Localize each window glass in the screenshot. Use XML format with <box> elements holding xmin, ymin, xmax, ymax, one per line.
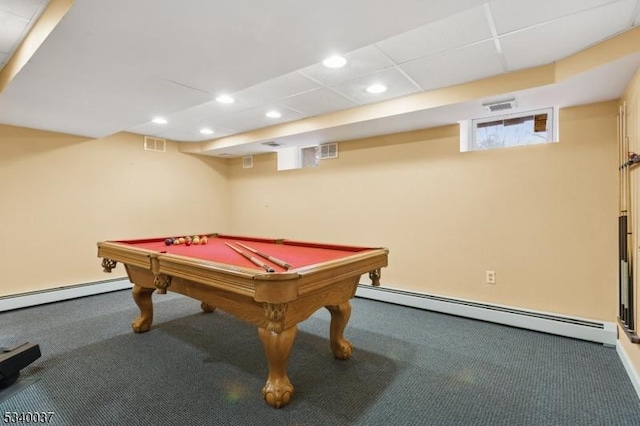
<box><xmin>462</xmin><ymin>107</ymin><xmax>557</xmax><ymax>152</ymax></box>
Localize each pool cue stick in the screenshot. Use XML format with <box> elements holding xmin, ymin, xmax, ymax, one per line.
<box><xmin>235</xmin><ymin>242</ymin><xmax>292</xmax><ymax>270</ymax></box>
<box><xmin>619</xmin><ymin>104</ymin><xmax>628</xmax><ymax>324</ymax></box>
<box><xmin>224</xmin><ymin>243</ymin><xmax>274</xmax><ymax>272</ymax></box>
<box><xmin>618</xmin><ymin>102</ymin><xmax>634</xmax><ymax>329</ymax></box>
<box><xmin>622</xmin><ymin>103</ymin><xmax>635</xmax><ymax>329</ymax></box>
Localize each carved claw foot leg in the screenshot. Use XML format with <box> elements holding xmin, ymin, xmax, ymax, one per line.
<box><xmin>326</xmin><ymin>302</ymin><xmax>353</xmax><ymax>360</ymax></box>
<box><xmin>369</xmin><ymin>268</ymin><xmax>381</xmax><ymax>286</ymax></box>
<box><xmin>258</xmin><ymin>325</ymin><xmax>297</xmax><ymax>408</ymax></box>
<box><xmin>131</xmin><ymin>285</ymin><xmax>155</xmax><ymax>333</ymax></box>
<box><xmin>262</xmin><ymin>376</ymin><xmax>294</xmax><ymax>409</ymax></box>
<box><xmin>200</xmin><ymin>302</ymin><xmax>216</xmax><ymax>313</ymax></box>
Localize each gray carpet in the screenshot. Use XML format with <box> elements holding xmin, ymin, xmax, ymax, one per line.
<box><xmin>1</xmin><ymin>289</ymin><xmax>639</xmax><ymax>425</ymax></box>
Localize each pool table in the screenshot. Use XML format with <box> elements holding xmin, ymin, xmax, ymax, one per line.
<box><xmin>97</xmin><ymin>233</ymin><xmax>388</xmax><ymax>408</ymax></box>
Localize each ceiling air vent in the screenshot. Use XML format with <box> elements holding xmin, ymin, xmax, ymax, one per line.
<box><xmin>262</xmin><ymin>141</ymin><xmax>282</xmax><ymax>147</ymax></box>
<box><xmin>482</xmin><ymin>99</ymin><xmax>516</xmax><ymax>113</ymax></box>
<box><xmin>242</xmin><ymin>156</ymin><xmax>253</xmax><ymax>169</ymax></box>
<box><xmin>320</xmin><ymin>143</ymin><xmax>338</xmax><ymax>159</ymax></box>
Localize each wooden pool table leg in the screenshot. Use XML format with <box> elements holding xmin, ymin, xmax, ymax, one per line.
<box><xmin>131</xmin><ymin>285</ymin><xmax>155</xmax><ymax>333</ymax></box>
<box><xmin>326</xmin><ymin>302</ymin><xmax>353</xmax><ymax>360</ymax></box>
<box><xmin>200</xmin><ymin>302</ymin><xmax>216</xmax><ymax>313</ymax></box>
<box><xmin>258</xmin><ymin>325</ymin><xmax>297</xmax><ymax>408</ymax></box>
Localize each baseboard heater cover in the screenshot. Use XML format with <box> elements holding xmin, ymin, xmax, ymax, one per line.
<box><xmin>355</xmin><ymin>284</ymin><xmax>616</xmax><ymax>346</ymax></box>
<box><xmin>1</xmin><ymin>280</ymin><xmax>616</xmax><ymax>345</ymax></box>
<box><xmin>0</xmin><ymin>279</ymin><xmax>132</xmax><ymax>313</ymax></box>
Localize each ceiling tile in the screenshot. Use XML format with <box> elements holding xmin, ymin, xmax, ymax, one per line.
<box><xmin>0</xmin><ymin>10</ymin><xmax>29</xmax><ymax>53</ymax></box>
<box><xmin>240</xmin><ymin>103</ymin><xmax>308</xmax><ymax>124</ymax></box>
<box><xmin>125</xmin><ymin>87</ymin><xmax>276</xmax><ymax>137</ymax></box>
<box><xmin>500</xmin><ymin>0</ymin><xmax>637</xmax><ymax>70</ymax></box>
<box><xmin>376</xmin><ymin>5</ymin><xmax>492</xmax><ymax>64</ymax></box>
<box><xmin>242</xmin><ymin>71</ymin><xmax>320</xmax><ymax>101</ymax></box>
<box><xmin>156</xmin><ymin>127</ymin><xmax>236</xmax><ymax>142</ymax></box>
<box><xmin>278</xmin><ymin>87</ymin><xmax>358</xmax><ymax>117</ymax></box>
<box><xmin>204</xmin><ymin>114</ymin><xmax>262</xmax><ymax>134</ymax></box>
<box><xmin>299</xmin><ymin>45</ymin><xmax>395</xmax><ymax>86</ymax></box>
<box><xmin>489</xmin><ymin>0</ymin><xmax>618</xmax><ymax>34</ymax></box>
<box><xmin>171</xmin><ymin>90</ymin><xmax>271</xmax><ymax>120</ymax></box>
<box><xmin>330</xmin><ymin>67</ymin><xmax>421</xmax><ymax>105</ymax></box>
<box><xmin>127</xmin><ymin>122</ymin><xmax>170</xmax><ymax>137</ymax></box>
<box><xmin>128</xmin><ymin>108</ymin><xmax>237</xmax><ymax>139</ymax></box>
<box><xmin>400</xmin><ymin>40</ymin><xmax>503</xmax><ymax>91</ymax></box>
<box><xmin>0</xmin><ymin>0</ymin><xmax>49</xmax><ymax>19</ymax></box>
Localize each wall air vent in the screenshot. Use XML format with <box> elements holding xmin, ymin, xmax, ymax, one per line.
<box><xmin>320</xmin><ymin>143</ymin><xmax>338</xmax><ymax>159</ymax></box>
<box><xmin>482</xmin><ymin>99</ymin><xmax>516</xmax><ymax>113</ymax></box>
<box><xmin>242</xmin><ymin>156</ymin><xmax>253</xmax><ymax>169</ymax></box>
<box><xmin>143</xmin><ymin>136</ymin><xmax>166</xmax><ymax>152</ymax></box>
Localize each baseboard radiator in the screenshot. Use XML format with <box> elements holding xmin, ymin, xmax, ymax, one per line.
<box><xmin>0</xmin><ymin>280</ymin><xmax>617</xmax><ymax>346</ymax></box>
<box><xmin>0</xmin><ymin>279</ymin><xmax>132</xmax><ymax>313</ymax></box>
<box><xmin>356</xmin><ymin>284</ymin><xmax>617</xmax><ymax>346</ymax></box>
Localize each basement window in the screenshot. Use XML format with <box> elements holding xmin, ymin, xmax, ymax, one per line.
<box><xmin>460</xmin><ymin>107</ymin><xmax>558</xmax><ymax>152</ymax></box>
<box><xmin>277</xmin><ymin>146</ymin><xmax>319</xmax><ymax>170</ymax></box>
<box><xmin>276</xmin><ymin>143</ymin><xmax>338</xmax><ymax>170</ymax></box>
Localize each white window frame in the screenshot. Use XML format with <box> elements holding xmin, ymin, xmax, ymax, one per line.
<box><xmin>460</xmin><ymin>107</ymin><xmax>559</xmax><ymax>152</ymax></box>
<box><xmin>277</xmin><ymin>145</ymin><xmax>320</xmax><ymax>170</ymax></box>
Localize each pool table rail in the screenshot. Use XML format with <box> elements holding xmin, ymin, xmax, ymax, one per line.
<box><xmin>292</xmin><ymin>248</ymin><xmax>388</xmax><ymax>295</ymax></box>
<box><xmin>98</xmin><ymin>241</ymin><xmax>388</xmax><ymax>302</ymax></box>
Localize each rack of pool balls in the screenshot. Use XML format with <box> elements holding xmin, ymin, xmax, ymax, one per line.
<box><xmin>164</xmin><ymin>235</ymin><xmax>209</xmax><ymax>246</ymax></box>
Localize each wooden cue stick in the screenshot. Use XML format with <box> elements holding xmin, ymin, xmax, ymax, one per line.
<box><xmin>235</xmin><ymin>242</ymin><xmax>292</xmax><ymax>270</ymax></box>
<box><xmin>224</xmin><ymin>243</ymin><xmax>274</xmax><ymax>272</ymax></box>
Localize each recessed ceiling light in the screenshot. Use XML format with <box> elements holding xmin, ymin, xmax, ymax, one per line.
<box><xmin>200</xmin><ymin>128</ymin><xmax>214</xmax><ymax>135</ymax></box>
<box><xmin>266</xmin><ymin>111</ymin><xmax>281</xmax><ymax>118</ymax></box>
<box><xmin>216</xmin><ymin>95</ymin><xmax>234</xmax><ymax>104</ymax></box>
<box><xmin>322</xmin><ymin>55</ymin><xmax>347</xmax><ymax>68</ymax></box>
<box><xmin>366</xmin><ymin>84</ymin><xmax>387</xmax><ymax>94</ymax></box>
<box><xmin>152</xmin><ymin>117</ymin><xmax>167</xmax><ymax>124</ymax></box>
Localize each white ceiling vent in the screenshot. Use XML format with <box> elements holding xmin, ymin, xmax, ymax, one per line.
<box><xmin>242</xmin><ymin>156</ymin><xmax>254</xmax><ymax>169</ymax></box>
<box><xmin>482</xmin><ymin>99</ymin><xmax>516</xmax><ymax>113</ymax></box>
<box><xmin>320</xmin><ymin>143</ymin><xmax>338</xmax><ymax>159</ymax></box>
<box><xmin>144</xmin><ymin>136</ymin><xmax>166</xmax><ymax>152</ymax></box>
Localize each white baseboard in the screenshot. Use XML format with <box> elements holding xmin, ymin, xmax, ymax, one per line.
<box><xmin>1</xmin><ymin>280</ymin><xmax>617</xmax><ymax>346</ymax></box>
<box><xmin>355</xmin><ymin>284</ymin><xmax>617</xmax><ymax>346</ymax></box>
<box><xmin>0</xmin><ymin>279</ymin><xmax>132</xmax><ymax>312</ymax></box>
<box><xmin>616</xmin><ymin>341</ymin><xmax>640</xmax><ymax>401</ymax></box>
<box><xmin>1</xmin><ymin>279</ymin><xmax>636</xmax><ymax>398</ymax></box>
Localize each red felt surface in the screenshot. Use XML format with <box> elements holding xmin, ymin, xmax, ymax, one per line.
<box><xmin>119</xmin><ymin>235</ymin><xmax>371</xmax><ymax>272</ymax></box>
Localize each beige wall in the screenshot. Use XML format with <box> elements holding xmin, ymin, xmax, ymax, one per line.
<box><xmin>228</xmin><ymin>101</ymin><xmax>618</xmax><ymax>321</ymax></box>
<box><xmin>0</xmin><ymin>127</ymin><xmax>229</xmax><ymax>296</ymax></box>
<box><xmin>0</xmin><ymin>101</ymin><xmax>621</xmax><ymax>323</ymax></box>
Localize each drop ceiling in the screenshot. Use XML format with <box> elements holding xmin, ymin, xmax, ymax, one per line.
<box><xmin>0</xmin><ymin>0</ymin><xmax>50</xmax><ymax>70</ymax></box>
<box><xmin>0</xmin><ymin>0</ymin><xmax>639</xmax><ymax>157</ymax></box>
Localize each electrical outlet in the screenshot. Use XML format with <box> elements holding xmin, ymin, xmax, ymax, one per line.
<box><xmin>486</xmin><ymin>270</ymin><xmax>496</xmax><ymax>284</ymax></box>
